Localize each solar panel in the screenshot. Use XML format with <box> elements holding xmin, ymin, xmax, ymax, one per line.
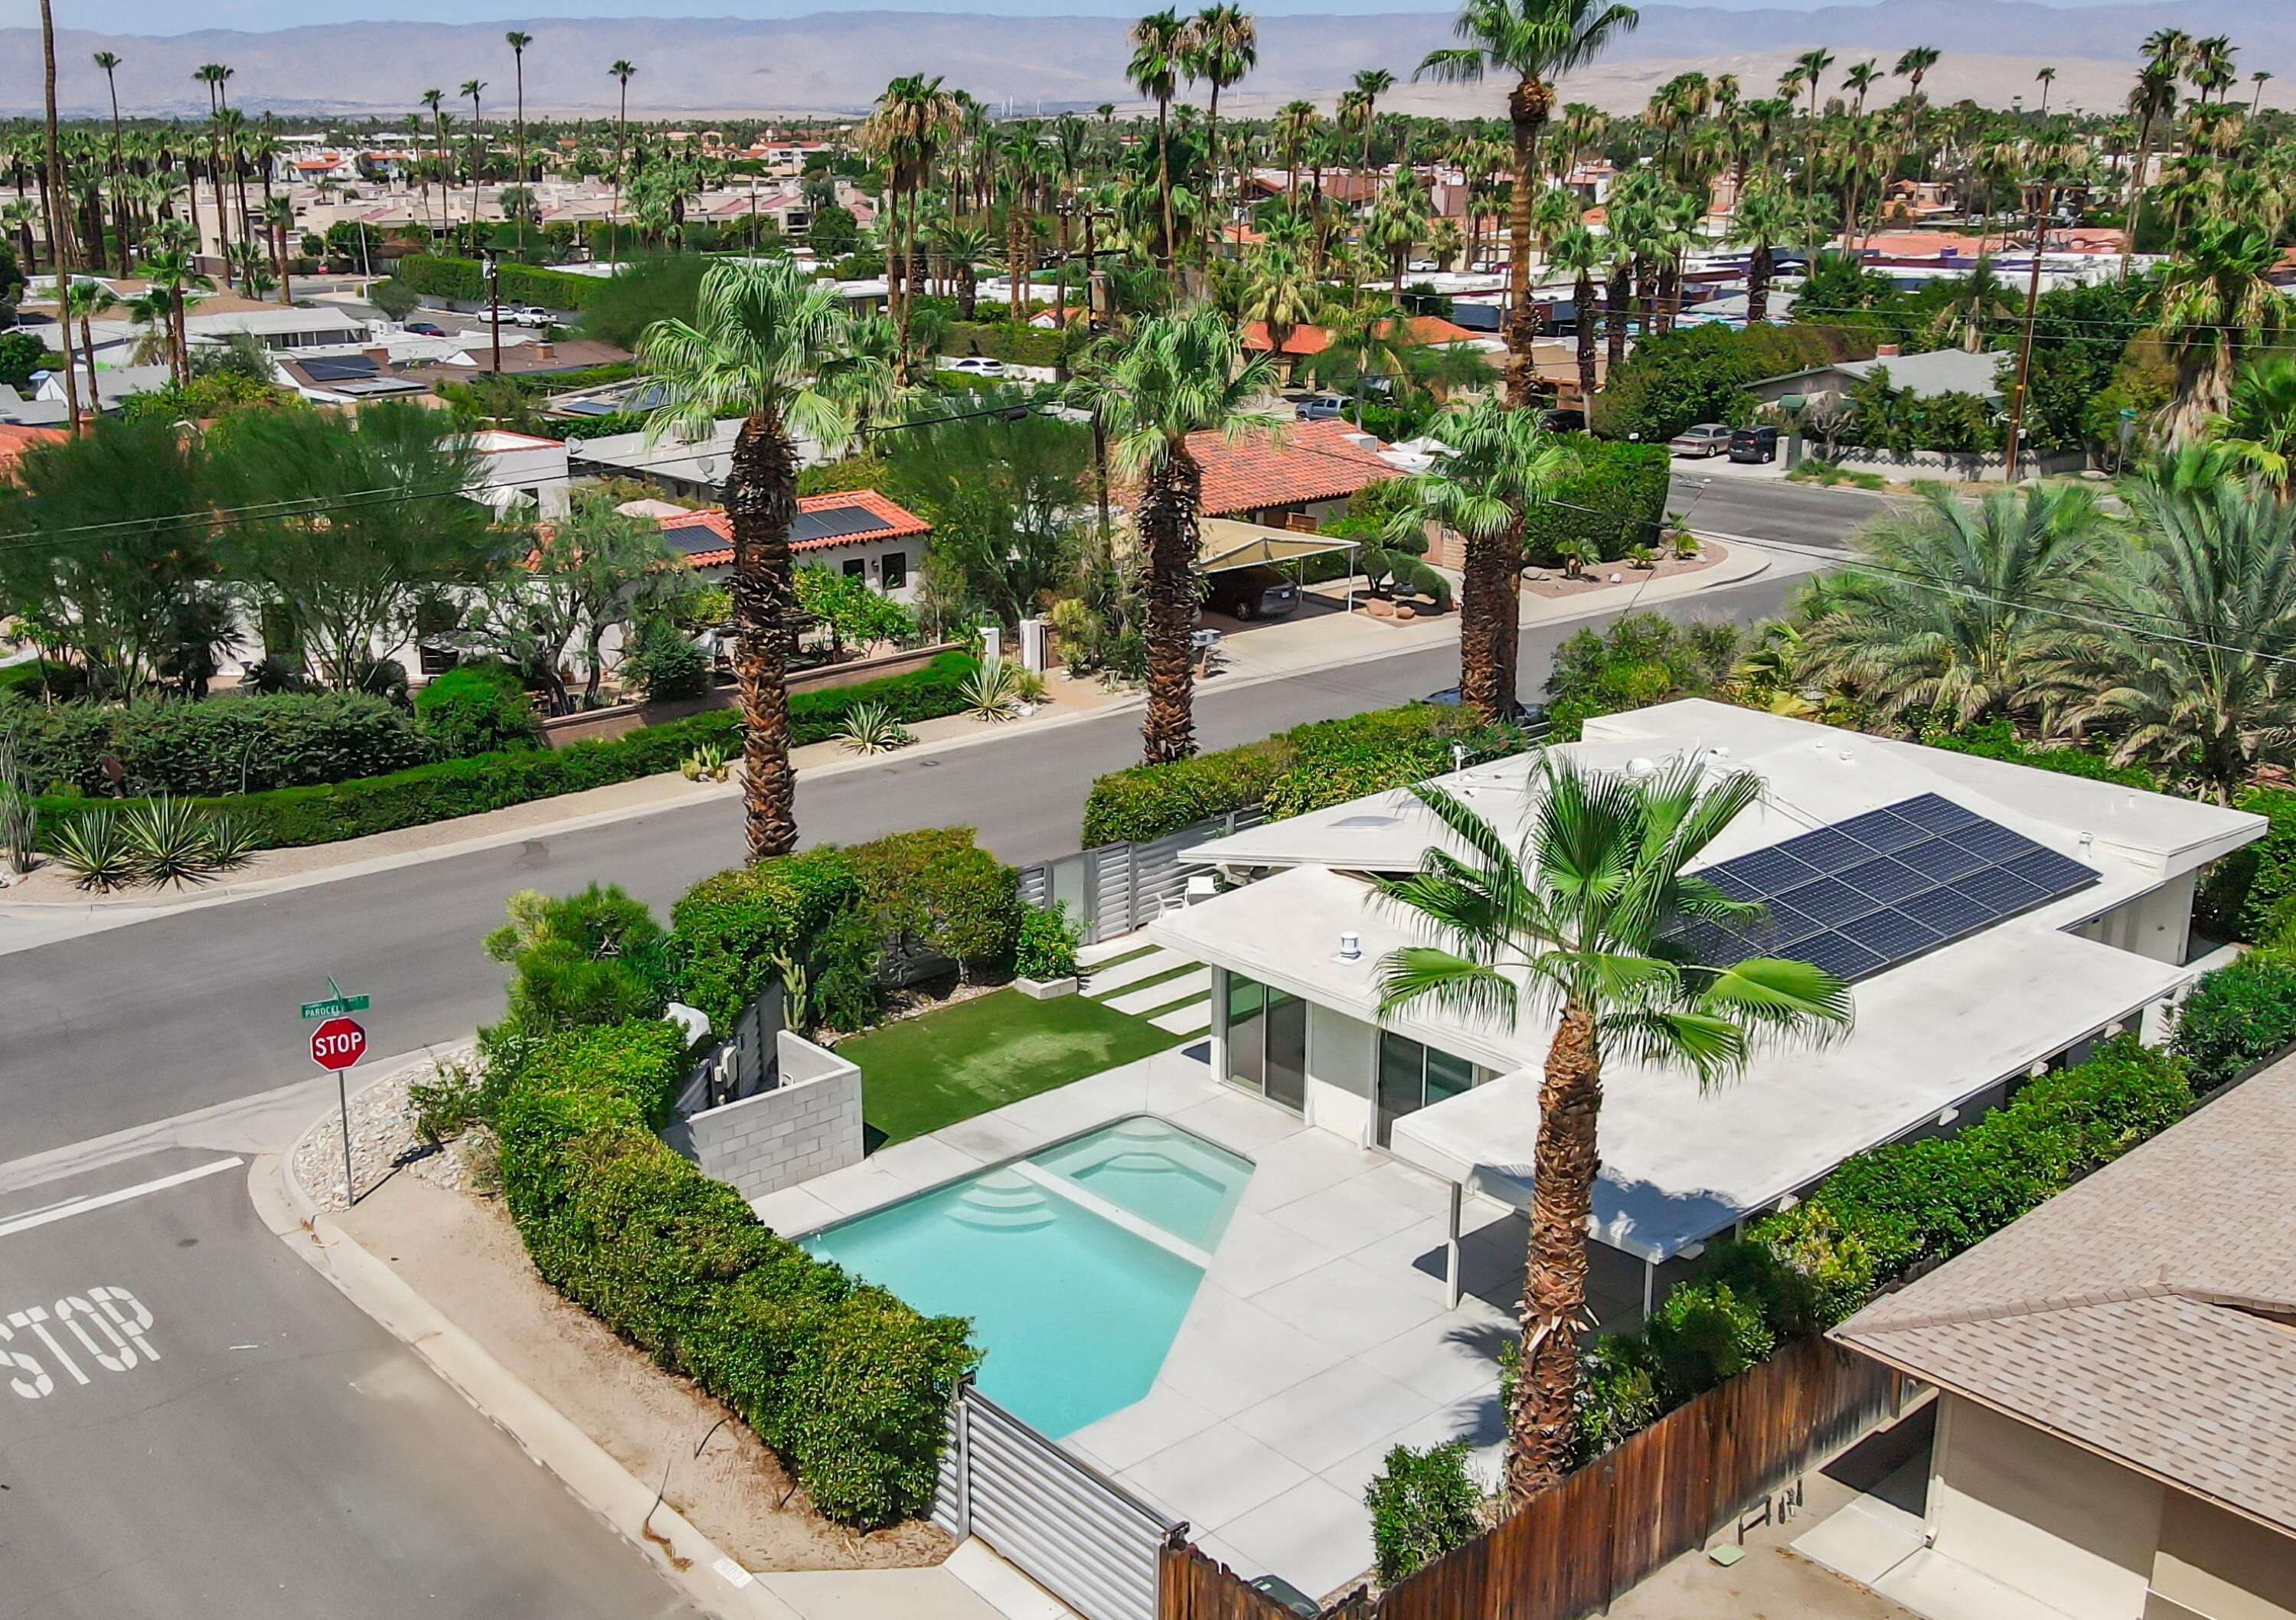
<box><xmin>1661</xmin><ymin>791</ymin><xmax>2100</xmax><ymax>984</ymax></box>
<box><xmin>791</xmin><ymin>503</ymin><xmax>889</xmax><ymax>543</ymax></box>
<box><xmin>299</xmin><ymin>355</ymin><xmax>379</xmax><ymax>381</ymax></box>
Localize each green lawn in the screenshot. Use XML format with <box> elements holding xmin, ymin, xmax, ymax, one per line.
<box><xmin>839</xmin><ymin>988</ymin><xmax>1186</xmax><ymax>1148</ymax></box>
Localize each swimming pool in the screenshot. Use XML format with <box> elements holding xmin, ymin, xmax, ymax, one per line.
<box><xmin>801</xmin><ymin>1116</ymin><xmax>1252</xmax><ymax>1438</ymax></box>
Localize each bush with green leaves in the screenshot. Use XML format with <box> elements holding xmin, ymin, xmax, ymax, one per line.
<box><xmin>2171</xmin><ymin>949</ymin><xmax>2296</xmax><ymax>1091</ymax></box>
<box><xmin>1541</xmin><ymin>612</ymin><xmax>1742</xmax><ymax>742</ymax></box>
<box><xmin>2197</xmin><ymin>786</ymin><xmax>2296</xmax><ymax>943</ymax></box>
<box><xmin>619</xmin><ymin>622</ymin><xmax>713</xmax><ymax>703</ymax></box>
<box><xmin>1079</xmin><ymin>704</ymin><xmax>1523</xmax><ymax>848</ymax></box>
<box><xmin>393</xmin><ymin>253</ymin><xmax>599</xmax><ymax>312</ymax></box>
<box><xmin>8</xmin><ymin>691</ymin><xmax>436</xmax><ymax>797</ymax></box>
<box><xmin>1641</xmin><ymin>1282</ymin><xmax>1775</xmax><ymax>1398</ymax></box>
<box><xmin>1516</xmin><ymin>440</ymin><xmax>1671</xmax><ymax>568</ymax></box>
<box><xmin>669</xmin><ymin>853</ymin><xmax>868</xmax><ymax>1035</ymax></box>
<box><xmin>492</xmin><ymin>1018</ymin><xmax>975</xmax><ymax>1527</ymax></box>
<box><xmin>414</xmin><ymin>665</ymin><xmax>541</xmax><ymax>756</ymax></box>
<box><xmin>1014</xmin><ymin>903</ymin><xmax>1083</xmax><ymax>981</ymax></box>
<box><xmin>1364</xmin><ymin>1439</ymin><xmax>1485</xmax><ymax>1586</ymax></box>
<box><xmin>1919</xmin><ymin>718</ymin><xmax>2157</xmax><ymax>792</ymax></box>
<box><xmin>485</xmin><ymin>884</ymin><xmax>674</xmax><ymax>1038</ymax></box>
<box><xmin>848</xmin><ymin>827</ymin><xmax>1024</xmax><ymax>982</ymax></box>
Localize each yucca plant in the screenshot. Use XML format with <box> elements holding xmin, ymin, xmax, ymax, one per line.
<box><xmin>205</xmin><ymin>813</ymin><xmax>259</xmax><ymax>871</ymax></box>
<box><xmin>963</xmin><ymin>661</ymin><xmax>1023</xmax><ymax>723</ymax></box>
<box><xmin>123</xmin><ymin>796</ymin><xmax>223</xmax><ymax>887</ymax></box>
<box><xmin>834</xmin><ymin>702</ymin><xmax>914</xmax><ymax>755</ymax></box>
<box><xmin>1012</xmin><ymin>668</ymin><xmax>1050</xmax><ymax>705</ymax></box>
<box><xmin>51</xmin><ymin>810</ymin><xmax>137</xmax><ymax>891</ymax></box>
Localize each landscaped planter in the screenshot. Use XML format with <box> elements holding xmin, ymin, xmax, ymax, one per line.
<box><xmin>1014</xmin><ymin>975</ymin><xmax>1079</xmax><ymax>1001</ymax></box>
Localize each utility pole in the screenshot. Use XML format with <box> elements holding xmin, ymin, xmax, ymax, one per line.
<box><xmin>2000</xmin><ymin>181</ymin><xmax>2057</xmax><ymax>483</ymax></box>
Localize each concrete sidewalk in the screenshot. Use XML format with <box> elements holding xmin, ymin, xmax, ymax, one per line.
<box><xmin>260</xmin><ymin>1084</ymin><xmax>1079</xmax><ymax>1620</ymax></box>
<box><xmin>0</xmin><ymin>542</ymin><xmax>1777</xmax><ymax>947</ymax></box>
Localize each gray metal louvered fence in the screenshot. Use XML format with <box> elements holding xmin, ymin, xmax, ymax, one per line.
<box><xmin>932</xmin><ymin>1384</ymin><xmax>1177</xmax><ymax>1620</ymax></box>
<box><xmin>1018</xmin><ymin>808</ymin><xmax>1268</xmax><ymax>945</ymax></box>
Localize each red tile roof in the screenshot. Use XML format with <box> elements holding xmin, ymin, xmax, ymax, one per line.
<box><xmin>658</xmin><ymin>488</ymin><xmax>929</xmax><ymax>567</ymax></box>
<box><xmin>0</xmin><ymin>422</ymin><xmax>67</xmax><ymax>480</ymax></box>
<box><xmin>1180</xmin><ymin>418</ymin><xmax>1393</xmax><ymax>517</ymax></box>
<box><xmin>1239</xmin><ymin>315</ymin><xmax>1481</xmax><ymax>358</ymax></box>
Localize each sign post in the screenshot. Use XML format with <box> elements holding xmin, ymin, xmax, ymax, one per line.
<box><xmin>305</xmin><ymin>985</ymin><xmax>371</xmax><ymax>1206</ymax></box>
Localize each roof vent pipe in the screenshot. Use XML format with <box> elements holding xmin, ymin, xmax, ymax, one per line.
<box><xmin>1337</xmin><ymin>931</ymin><xmax>1362</xmax><ymax>962</ymax></box>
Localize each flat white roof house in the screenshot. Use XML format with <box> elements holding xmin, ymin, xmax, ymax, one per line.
<box><xmin>1150</xmin><ymin>700</ymin><xmax>2263</xmax><ymax>1316</ymax></box>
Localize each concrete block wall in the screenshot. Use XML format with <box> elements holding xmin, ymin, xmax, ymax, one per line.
<box><xmin>664</xmin><ymin>1030</ymin><xmax>863</xmax><ymax>1204</ymax></box>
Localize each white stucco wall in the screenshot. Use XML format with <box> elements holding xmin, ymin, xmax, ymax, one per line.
<box><xmin>2079</xmin><ymin>871</ymin><xmax>2197</xmax><ymax>966</ymax></box>
<box><xmin>1930</xmin><ymin>1393</ymin><xmax>2164</xmax><ymax>1620</ymax></box>
<box><xmin>1304</xmin><ymin>1002</ymin><xmax>1377</xmax><ymax>1145</ymax></box>
<box><xmin>2150</xmin><ymin>1490</ymin><xmax>2296</xmax><ymax>1620</ymax></box>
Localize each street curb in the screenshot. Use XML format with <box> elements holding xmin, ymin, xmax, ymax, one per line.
<box><xmin>258</xmin><ymin>1115</ymin><xmax>803</xmax><ymax>1620</ymax></box>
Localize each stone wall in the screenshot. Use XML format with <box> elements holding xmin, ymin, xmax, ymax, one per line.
<box><xmin>662</xmin><ymin>1030</ymin><xmax>863</xmax><ymax>1204</ymax></box>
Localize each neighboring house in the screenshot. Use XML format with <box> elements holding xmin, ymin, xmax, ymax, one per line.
<box><xmin>0</xmin><ymin>420</ymin><xmax>67</xmax><ymax>478</ymax></box>
<box><xmin>1239</xmin><ymin>313</ymin><xmax>1486</xmax><ymax>368</ymax></box>
<box><xmin>1748</xmin><ymin>345</ymin><xmax>2009</xmax><ymax>410</ymax></box>
<box><xmin>1138</xmin><ymin>416</ymin><xmax>1395</xmax><ymax>531</ymax></box>
<box><xmin>1148</xmin><ymin>700</ymin><xmax>2262</xmax><ymax>1317</ymax></box>
<box><xmin>31</xmin><ymin>364</ymin><xmax>174</xmax><ymax>413</ymax></box>
<box><xmin>1829</xmin><ymin>1052</ymin><xmax>2296</xmax><ymax>1620</ymax></box>
<box><xmin>566</xmin><ymin>418</ymin><xmax>826</xmax><ymax>505</ymax></box>
<box><xmin>469</xmin><ymin>429</ymin><xmax>573</xmax><ymax>520</ymax></box>
<box><xmin>655</xmin><ymin>489</ymin><xmax>929</xmax><ymax>602</ymax></box>
<box><xmin>0</xmin><ymin>385</ymin><xmax>70</xmax><ymax>427</ymax></box>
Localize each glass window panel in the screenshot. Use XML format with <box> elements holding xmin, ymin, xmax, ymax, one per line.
<box><xmin>1424</xmin><ymin>1047</ymin><xmax>1475</xmax><ymax>1109</ymax></box>
<box><xmin>1226</xmin><ymin>975</ymin><xmax>1266</xmax><ymax>1093</ymax></box>
<box><xmin>1377</xmin><ymin>1031</ymin><xmax>1424</xmax><ymax>1146</ymax></box>
<box><xmin>1265</xmin><ymin>988</ymin><xmax>1306</xmax><ymax>1112</ymax></box>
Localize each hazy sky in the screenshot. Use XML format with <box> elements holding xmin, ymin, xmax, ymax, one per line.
<box><xmin>4</xmin><ymin>0</ymin><xmax>2126</xmax><ymax>32</ymax></box>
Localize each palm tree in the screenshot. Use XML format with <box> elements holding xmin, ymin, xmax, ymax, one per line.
<box><xmin>2217</xmin><ymin>357</ymin><xmax>2296</xmax><ymax>488</ymax></box>
<box><xmin>2157</xmin><ymin>220</ymin><xmax>2287</xmax><ymax>445</ymax></box>
<box><xmin>1546</xmin><ymin>222</ymin><xmax>1604</xmax><ymax>405</ymax></box>
<box><xmin>92</xmin><ymin>50</ymin><xmax>129</xmax><ymax>276</ymax></box>
<box><xmin>261</xmin><ymin>193</ymin><xmax>295</xmax><ymax>305</ymax></box>
<box><xmin>1364</xmin><ymin>168</ymin><xmax>1432</xmax><ymax>302</ymax></box>
<box><xmin>419</xmin><ymin>89</ymin><xmax>446</xmax><ymax>240</ymax></box>
<box><xmin>506</xmin><ymin>31</ymin><xmax>534</xmax><ymax>253</ymax></box>
<box><xmin>460</xmin><ymin>80</ymin><xmax>488</xmax><ymax>235</ymax></box>
<box><xmin>1383</xmin><ymin>394</ymin><xmax>1579</xmax><ymax>717</ymax></box>
<box><xmin>635</xmin><ymin>260</ymin><xmax>895</xmax><ymax>857</ymax></box>
<box><xmin>136</xmin><ymin>235</ymin><xmax>214</xmax><ymax>387</ymax></box>
<box><xmin>2056</xmin><ymin>469</ymin><xmax>2296</xmax><ymax>801</ymax></box>
<box><xmin>1066</xmin><ymin>306</ymin><xmax>1284</xmax><ymax>763</ymax></box>
<box><xmin>1798</xmin><ymin>482</ymin><xmax>2110</xmax><ymax>725</ymax></box>
<box><xmin>1416</xmin><ymin>0</ymin><xmax>1641</xmax><ymax>408</ymax></box>
<box><xmin>2122</xmin><ymin>65</ymin><xmax>2178</xmax><ymax>276</ymax></box>
<box><xmin>608</xmin><ymin>60</ymin><xmax>636</xmax><ymax>257</ymax></box>
<box><xmin>1238</xmin><ymin>242</ymin><xmax>1321</xmax><ymax>376</ymax></box>
<box><xmin>1128</xmin><ymin>8</ymin><xmax>1188</xmax><ymax>273</ymax></box>
<box><xmin>1891</xmin><ymin>44</ymin><xmax>1938</xmax><ymax>104</ymax></box>
<box><xmin>1184</xmin><ymin>4</ymin><xmax>1258</xmax><ymax>253</ymax></box>
<box><xmin>1725</xmin><ymin>177</ymin><xmax>1795</xmax><ymax>325</ymax></box>
<box><xmin>60</xmin><ymin>262</ymin><xmax>116</xmax><ymax>413</ymax></box>
<box><xmin>1302</xmin><ymin>296</ymin><xmax>1417</xmax><ymax>422</ymax></box>
<box><xmin>1929</xmin><ymin>256</ymin><xmax>2016</xmax><ymax>352</ymax></box>
<box><xmin>36</xmin><ymin>0</ymin><xmax>80</xmax><ymax>434</ymax></box>
<box><xmin>1377</xmin><ymin>757</ymin><xmax>1851</xmax><ymax>1501</ymax></box>
<box><xmin>1350</xmin><ymin>67</ymin><xmax>1398</xmax><ymax>181</ymax></box>
<box><xmin>859</xmin><ymin>74</ymin><xmax>961</xmax><ymax>379</ymax></box>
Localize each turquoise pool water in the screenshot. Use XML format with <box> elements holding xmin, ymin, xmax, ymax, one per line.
<box><xmin>801</xmin><ymin>1116</ymin><xmax>1251</xmax><ymax>1437</ymax></box>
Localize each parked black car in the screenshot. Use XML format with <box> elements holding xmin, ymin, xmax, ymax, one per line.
<box><xmin>1202</xmin><ymin>565</ymin><xmax>1302</xmax><ymax>621</ymax></box>
<box><xmin>1539</xmin><ymin>407</ymin><xmax>1587</xmax><ymax>433</ymax></box>
<box><xmin>1729</xmin><ymin>425</ymin><xmax>1782</xmax><ymax>464</ymax></box>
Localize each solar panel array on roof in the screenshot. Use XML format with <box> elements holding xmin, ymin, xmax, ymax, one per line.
<box><xmin>1663</xmin><ymin>792</ymin><xmax>2099</xmax><ymax>982</ymax></box>
<box><xmin>297</xmin><ymin>355</ymin><xmax>380</xmax><ymax>382</ymax></box>
<box><xmin>792</xmin><ymin>503</ymin><xmax>890</xmax><ymax>543</ymax></box>
<box><xmin>662</xmin><ymin>520</ymin><xmax>726</xmax><ymax>557</ymax></box>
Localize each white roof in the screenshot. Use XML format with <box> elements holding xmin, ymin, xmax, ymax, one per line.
<box><xmin>1155</xmin><ymin>700</ymin><xmax>2263</xmax><ymax>1261</ymax></box>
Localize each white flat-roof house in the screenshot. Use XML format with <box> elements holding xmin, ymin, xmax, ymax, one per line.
<box><xmin>1151</xmin><ymin>701</ymin><xmax>2263</xmax><ymax>1315</ymax></box>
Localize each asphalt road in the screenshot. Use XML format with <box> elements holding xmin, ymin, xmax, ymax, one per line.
<box><xmin>0</xmin><ymin>1150</ymin><xmax>697</xmax><ymax>1620</ymax></box>
<box><xmin>0</xmin><ymin>567</ymin><xmax>1825</xmax><ymax>1162</ymax></box>
<box><xmin>1667</xmin><ymin>470</ymin><xmax>1889</xmax><ymax>550</ymax></box>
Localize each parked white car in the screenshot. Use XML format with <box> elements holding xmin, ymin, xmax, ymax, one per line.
<box><xmin>504</xmin><ymin>305</ymin><xmax>556</xmax><ymax>328</ymax></box>
<box><xmin>945</xmin><ymin>356</ymin><xmax>1006</xmax><ymax>377</ymax></box>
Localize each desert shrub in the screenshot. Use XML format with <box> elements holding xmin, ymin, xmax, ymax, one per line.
<box><xmin>485</xmin><ymin>884</ymin><xmax>674</xmax><ymax>1037</ymax></box>
<box><xmin>490</xmin><ymin>1017</ymin><xmax>975</xmax><ymax>1527</ymax></box>
<box><xmin>9</xmin><ymin>691</ymin><xmax>434</xmax><ymax>796</ymax></box>
<box><xmin>1364</xmin><ymin>1439</ymin><xmax>1485</xmax><ymax>1585</ymax></box>
<box><xmin>415</xmin><ymin>665</ymin><xmax>541</xmax><ymax>756</ymax></box>
<box><xmin>1517</xmin><ymin>440</ymin><xmax>1671</xmax><ymax>567</ymax></box>
<box><xmin>1541</xmin><ymin>612</ymin><xmax>1741</xmax><ymax>740</ymax></box>
<box><xmin>1641</xmin><ymin>1282</ymin><xmax>1775</xmax><ymax>1399</ymax></box>
<box><xmin>619</xmin><ymin>623</ymin><xmax>712</xmax><ymax>703</ymax></box>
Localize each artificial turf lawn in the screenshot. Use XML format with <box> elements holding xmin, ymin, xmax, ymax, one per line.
<box><xmin>839</xmin><ymin>987</ymin><xmax>1186</xmax><ymax>1148</ymax></box>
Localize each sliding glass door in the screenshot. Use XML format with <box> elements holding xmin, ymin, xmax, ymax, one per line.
<box><xmin>1225</xmin><ymin>974</ymin><xmax>1305</xmax><ymax>1115</ymax></box>
<box><xmin>1376</xmin><ymin>1033</ymin><xmax>1482</xmax><ymax>1145</ymax></box>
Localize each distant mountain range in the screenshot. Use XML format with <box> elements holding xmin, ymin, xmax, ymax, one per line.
<box><xmin>2</xmin><ymin>0</ymin><xmax>2288</xmax><ymax>119</ymax></box>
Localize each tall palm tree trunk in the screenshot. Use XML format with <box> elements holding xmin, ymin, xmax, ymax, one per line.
<box><xmin>1573</xmin><ymin>269</ymin><xmax>1598</xmax><ymax>407</ymax></box>
<box><xmin>727</xmin><ymin>411</ymin><xmax>802</xmax><ymax>858</ymax></box>
<box><xmin>1508</xmin><ymin>1001</ymin><xmax>1603</xmax><ymax>1505</ymax></box>
<box><xmin>1155</xmin><ymin>96</ymin><xmax>1175</xmax><ymax>272</ymax></box>
<box><xmin>1605</xmin><ymin>262</ymin><xmax>1631</xmax><ymax>371</ymax></box>
<box><xmin>37</xmin><ymin>0</ymin><xmax>80</xmax><ymax>436</ymax></box>
<box><xmin>1139</xmin><ymin>443</ymin><xmax>1201</xmax><ymax>763</ymax></box>
<box><xmin>1503</xmin><ymin>80</ymin><xmax>1551</xmax><ymax>409</ymax></box>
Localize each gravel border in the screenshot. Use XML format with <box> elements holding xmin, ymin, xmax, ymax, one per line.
<box><xmin>292</xmin><ymin>1041</ymin><xmax>487</xmax><ymax>1213</ymax></box>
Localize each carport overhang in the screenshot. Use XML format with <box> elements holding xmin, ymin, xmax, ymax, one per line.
<box><xmin>1197</xmin><ymin>517</ymin><xmax>1360</xmax><ymax>574</ymax></box>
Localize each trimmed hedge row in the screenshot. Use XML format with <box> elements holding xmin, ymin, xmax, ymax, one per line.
<box><xmin>1920</xmin><ymin>719</ymin><xmax>2158</xmax><ymax>792</ymax></box>
<box><xmin>1079</xmin><ymin>704</ymin><xmax>1524</xmax><ymax>848</ymax></box>
<box><xmin>394</xmin><ymin>254</ymin><xmax>603</xmax><ymax>312</ymax></box>
<box><xmin>1567</xmin><ymin>1034</ymin><xmax>2198</xmax><ymax>1459</ymax></box>
<box><xmin>34</xmin><ymin>655</ymin><xmax>979</xmax><ymax>852</ymax></box>
<box><xmin>494</xmin><ymin>1019</ymin><xmax>975</xmax><ymax>1527</ymax></box>
<box><xmin>2200</xmin><ymin>785</ymin><xmax>2296</xmax><ymax>944</ymax></box>
<box><xmin>2170</xmin><ymin>945</ymin><xmax>2296</xmax><ymax>1091</ymax></box>
<box><xmin>1518</xmin><ymin>441</ymin><xmax>1671</xmax><ymax>567</ymax></box>
<box><xmin>12</xmin><ymin>691</ymin><xmax>436</xmax><ymax>797</ymax></box>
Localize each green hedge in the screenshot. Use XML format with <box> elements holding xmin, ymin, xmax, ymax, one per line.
<box><xmin>11</xmin><ymin>692</ymin><xmax>436</xmax><ymax>797</ymax></box>
<box><xmin>34</xmin><ymin>655</ymin><xmax>979</xmax><ymax>853</ymax></box>
<box><xmin>1079</xmin><ymin>704</ymin><xmax>1524</xmax><ymax>848</ymax></box>
<box><xmin>2199</xmin><ymin>786</ymin><xmax>2296</xmax><ymax>943</ymax></box>
<box><xmin>1567</xmin><ymin>1032</ymin><xmax>2197</xmax><ymax>1460</ymax></box>
<box><xmin>394</xmin><ymin>254</ymin><xmax>602</xmax><ymax>312</ymax></box>
<box><xmin>1921</xmin><ymin>719</ymin><xmax>2158</xmax><ymax>792</ymax></box>
<box><xmin>2171</xmin><ymin>948</ymin><xmax>2296</xmax><ymax>1090</ymax></box>
<box><xmin>1518</xmin><ymin>441</ymin><xmax>1671</xmax><ymax>567</ymax></box>
<box><xmin>494</xmin><ymin>1019</ymin><xmax>975</xmax><ymax>1527</ymax></box>
<box><xmin>944</xmin><ymin>320</ymin><xmax>1068</xmax><ymax>368</ymax></box>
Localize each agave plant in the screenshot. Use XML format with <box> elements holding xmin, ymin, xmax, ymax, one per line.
<box><xmin>682</xmin><ymin>741</ymin><xmax>733</xmax><ymax>782</ymax></box>
<box><xmin>123</xmin><ymin>796</ymin><xmax>224</xmax><ymax>887</ymax></box>
<box><xmin>963</xmin><ymin>661</ymin><xmax>1024</xmax><ymax>723</ymax></box>
<box><xmin>51</xmin><ymin>810</ymin><xmax>137</xmax><ymax>891</ymax></box>
<box><xmin>834</xmin><ymin>702</ymin><xmax>914</xmax><ymax>756</ymax></box>
<box><xmin>205</xmin><ymin>813</ymin><xmax>259</xmax><ymax>871</ymax></box>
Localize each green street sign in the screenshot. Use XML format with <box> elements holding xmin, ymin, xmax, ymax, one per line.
<box><xmin>299</xmin><ymin>976</ymin><xmax>371</xmax><ymax>1020</ymax></box>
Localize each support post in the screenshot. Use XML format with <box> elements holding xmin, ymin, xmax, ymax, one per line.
<box><xmin>952</xmin><ymin>1381</ymin><xmax>973</xmax><ymax>1540</ymax></box>
<box><xmin>1641</xmin><ymin>1258</ymin><xmax>1655</xmax><ymax>1323</ymax></box>
<box><xmin>1445</xmin><ymin>1181</ymin><xmax>1463</xmax><ymax>1310</ymax></box>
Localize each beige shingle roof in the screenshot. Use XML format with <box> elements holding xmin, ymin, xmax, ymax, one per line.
<box><xmin>1835</xmin><ymin>1056</ymin><xmax>2296</xmax><ymax>1533</ymax></box>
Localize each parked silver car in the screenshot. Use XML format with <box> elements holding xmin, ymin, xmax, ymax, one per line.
<box><xmin>1667</xmin><ymin>423</ymin><xmax>1734</xmax><ymax>458</ymax></box>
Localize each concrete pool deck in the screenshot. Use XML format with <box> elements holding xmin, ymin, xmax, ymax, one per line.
<box><xmin>750</xmin><ymin>1044</ymin><xmax>1525</xmax><ymax>1600</ymax></box>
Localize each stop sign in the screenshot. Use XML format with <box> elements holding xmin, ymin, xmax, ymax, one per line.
<box><xmin>310</xmin><ymin>1016</ymin><xmax>367</xmax><ymax>1072</ymax></box>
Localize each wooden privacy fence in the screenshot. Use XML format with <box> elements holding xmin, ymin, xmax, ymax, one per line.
<box><xmin>1164</xmin><ymin>1337</ymin><xmax>1898</xmax><ymax>1620</ymax></box>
